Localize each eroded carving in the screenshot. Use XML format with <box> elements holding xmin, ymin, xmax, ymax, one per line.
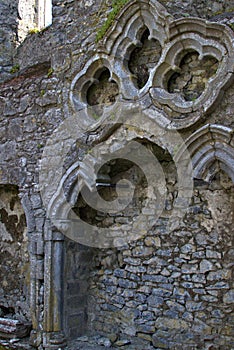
<box><xmin>150</xmin><ymin>18</ymin><xmax>234</xmax><ymax>129</ymax></box>
<box><xmin>70</xmin><ymin>58</ymin><xmax>120</xmax><ymax>118</ymax></box>
<box><xmin>167</xmin><ymin>51</ymin><xmax>218</xmax><ymax>101</ymax></box>
<box><xmin>71</xmin><ymin>1</ymin><xmax>234</xmax><ymax>129</ymax></box>
<box><xmin>128</xmin><ymin>27</ymin><xmax>162</xmax><ymax>89</ymax></box>
<box><xmin>86</xmin><ymin>68</ymin><xmax>119</xmax><ymax>116</ymax></box>
<box><xmin>0</xmin><ymin>185</ymin><xmax>29</xmax><ymax>321</ymax></box>
<box><xmin>177</xmin><ymin>124</ymin><xmax>234</xmax><ymax>182</ymax></box>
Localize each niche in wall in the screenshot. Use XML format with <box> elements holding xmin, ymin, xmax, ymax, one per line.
<box><xmin>0</xmin><ymin>184</ymin><xmax>29</xmax><ymax>321</ymax></box>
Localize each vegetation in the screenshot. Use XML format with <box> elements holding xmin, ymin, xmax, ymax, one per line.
<box><xmin>96</xmin><ymin>0</ymin><xmax>130</xmax><ymax>42</ymax></box>
<box><xmin>47</xmin><ymin>68</ymin><xmax>54</xmax><ymax>78</ymax></box>
<box><xmin>10</xmin><ymin>64</ymin><xmax>20</xmax><ymax>74</ymax></box>
<box><xmin>28</xmin><ymin>27</ymin><xmax>40</xmax><ymax>34</ymax></box>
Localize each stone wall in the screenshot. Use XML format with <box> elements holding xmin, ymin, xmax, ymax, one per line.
<box><xmin>87</xmin><ymin>170</ymin><xmax>234</xmax><ymax>348</ymax></box>
<box><xmin>0</xmin><ymin>184</ymin><xmax>29</xmax><ymax>321</ymax></box>
<box><xmin>65</xmin><ymin>241</ymin><xmax>95</xmax><ymax>339</ymax></box>
<box><xmin>0</xmin><ymin>0</ymin><xmax>52</xmax><ymax>82</ymax></box>
<box><xmin>0</xmin><ymin>0</ymin><xmax>19</xmax><ymax>82</ymax></box>
<box><xmin>159</xmin><ymin>0</ymin><xmax>234</xmax><ymax>19</ymax></box>
<box><xmin>0</xmin><ymin>0</ymin><xmax>233</xmax><ymax>349</ymax></box>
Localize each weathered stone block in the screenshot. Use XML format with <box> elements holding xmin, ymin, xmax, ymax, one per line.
<box><xmin>155</xmin><ymin>317</ymin><xmax>189</xmax><ymax>330</ymax></box>
<box><xmin>223</xmin><ymin>290</ymin><xmax>234</xmax><ymax>304</ymax></box>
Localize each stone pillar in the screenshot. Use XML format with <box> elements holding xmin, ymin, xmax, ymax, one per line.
<box><xmin>43</xmin><ymin>221</ymin><xmax>66</xmax><ymax>349</ymax></box>
<box><xmin>21</xmin><ymin>192</ymin><xmax>45</xmax><ymax>348</ymax></box>
<box><xmin>29</xmin><ymin>232</ymin><xmax>45</xmax><ymax>348</ymax></box>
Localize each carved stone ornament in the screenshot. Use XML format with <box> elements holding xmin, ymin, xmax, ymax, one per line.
<box><xmin>177</xmin><ymin>124</ymin><xmax>234</xmax><ymax>181</ymax></box>
<box><xmin>70</xmin><ymin>0</ymin><xmax>234</xmax><ymax>130</ymax></box>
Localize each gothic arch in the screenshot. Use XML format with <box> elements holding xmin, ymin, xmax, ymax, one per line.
<box><xmin>181</xmin><ymin>124</ymin><xmax>234</xmax><ymax>182</ymax></box>
<box><xmin>70</xmin><ymin>0</ymin><xmax>234</xmax><ymax>130</ymax></box>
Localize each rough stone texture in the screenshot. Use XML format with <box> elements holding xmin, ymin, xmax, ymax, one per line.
<box><xmin>0</xmin><ymin>0</ymin><xmax>19</xmax><ymax>81</ymax></box>
<box><xmin>129</xmin><ymin>28</ymin><xmax>162</xmax><ymax>88</ymax></box>
<box><xmin>168</xmin><ymin>52</ymin><xmax>219</xmax><ymax>101</ymax></box>
<box><xmin>84</xmin><ymin>172</ymin><xmax>234</xmax><ymax>349</ymax></box>
<box><xmin>0</xmin><ymin>0</ymin><xmax>233</xmax><ymax>350</ymax></box>
<box><xmin>159</xmin><ymin>0</ymin><xmax>234</xmax><ymax>19</ymax></box>
<box><xmin>65</xmin><ymin>241</ymin><xmax>95</xmax><ymax>339</ymax></box>
<box><xmin>0</xmin><ymin>185</ymin><xmax>29</xmax><ymax>321</ymax></box>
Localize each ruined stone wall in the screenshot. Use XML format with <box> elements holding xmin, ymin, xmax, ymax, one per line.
<box><xmin>0</xmin><ymin>0</ymin><xmax>233</xmax><ymax>349</ymax></box>
<box><xmin>0</xmin><ymin>0</ymin><xmax>53</xmax><ymax>82</ymax></box>
<box><xmin>86</xmin><ymin>170</ymin><xmax>234</xmax><ymax>348</ymax></box>
<box><xmin>159</xmin><ymin>0</ymin><xmax>234</xmax><ymax>19</ymax></box>
<box><xmin>0</xmin><ymin>0</ymin><xmax>19</xmax><ymax>82</ymax></box>
<box><xmin>0</xmin><ymin>185</ymin><xmax>29</xmax><ymax>321</ymax></box>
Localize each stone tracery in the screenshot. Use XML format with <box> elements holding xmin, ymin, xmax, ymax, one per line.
<box><xmin>180</xmin><ymin>124</ymin><xmax>234</xmax><ymax>182</ymax></box>
<box><xmin>71</xmin><ymin>1</ymin><xmax>234</xmax><ymax>130</ymax></box>
<box><xmin>0</xmin><ymin>0</ymin><xmax>234</xmax><ymax>349</ymax></box>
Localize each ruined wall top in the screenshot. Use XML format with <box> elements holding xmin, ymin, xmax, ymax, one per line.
<box><xmin>0</xmin><ymin>1</ymin><xmax>234</xmax><ymax>348</ymax></box>
<box><xmin>0</xmin><ymin>0</ymin><xmax>233</xmax><ymax>84</ymax></box>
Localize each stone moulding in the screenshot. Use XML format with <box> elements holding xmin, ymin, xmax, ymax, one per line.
<box><xmin>44</xmin><ymin>132</ymin><xmax>164</xmax><ymax>248</ymax></box>
<box><xmin>70</xmin><ymin>55</ymin><xmax>120</xmax><ymax>113</ymax></box>
<box><xmin>70</xmin><ymin>0</ymin><xmax>172</xmax><ymax>114</ymax></box>
<box><xmin>70</xmin><ymin>0</ymin><xmax>234</xmax><ymax>130</ymax></box>
<box><xmin>177</xmin><ymin>124</ymin><xmax>234</xmax><ymax>182</ymax></box>
<box><xmin>150</xmin><ymin>18</ymin><xmax>234</xmax><ymax>129</ymax></box>
<box><xmin>100</xmin><ymin>0</ymin><xmax>171</xmax><ymax>56</ymax></box>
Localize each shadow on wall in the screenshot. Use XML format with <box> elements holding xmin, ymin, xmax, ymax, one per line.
<box><xmin>0</xmin><ymin>184</ymin><xmax>30</xmax><ymax>321</ymax></box>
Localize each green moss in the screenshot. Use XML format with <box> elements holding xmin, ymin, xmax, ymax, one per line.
<box><xmin>28</xmin><ymin>28</ymin><xmax>40</xmax><ymax>34</ymax></box>
<box><xmin>212</xmin><ymin>7</ymin><xmax>234</xmax><ymax>16</ymax></box>
<box><xmin>47</xmin><ymin>68</ymin><xmax>54</xmax><ymax>78</ymax></box>
<box><xmin>10</xmin><ymin>64</ymin><xmax>20</xmax><ymax>74</ymax></box>
<box><xmin>181</xmin><ymin>12</ymin><xmax>190</xmax><ymax>17</ymax></box>
<box><xmin>96</xmin><ymin>0</ymin><xmax>130</xmax><ymax>42</ymax></box>
<box><xmin>229</xmin><ymin>23</ymin><xmax>234</xmax><ymax>31</ymax></box>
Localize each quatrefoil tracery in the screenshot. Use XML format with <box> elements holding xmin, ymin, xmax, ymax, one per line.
<box><xmin>70</xmin><ymin>0</ymin><xmax>234</xmax><ymax>129</ymax></box>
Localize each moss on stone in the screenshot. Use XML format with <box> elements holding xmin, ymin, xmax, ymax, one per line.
<box><xmin>47</xmin><ymin>67</ymin><xmax>54</xmax><ymax>77</ymax></box>
<box><xmin>10</xmin><ymin>64</ymin><xmax>20</xmax><ymax>74</ymax></box>
<box><xmin>96</xmin><ymin>0</ymin><xmax>130</xmax><ymax>42</ymax></box>
<box><xmin>28</xmin><ymin>28</ymin><xmax>40</xmax><ymax>34</ymax></box>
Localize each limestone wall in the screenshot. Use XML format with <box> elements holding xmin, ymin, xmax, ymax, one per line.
<box><xmin>87</xmin><ymin>170</ymin><xmax>234</xmax><ymax>348</ymax></box>
<box><xmin>0</xmin><ymin>185</ymin><xmax>29</xmax><ymax>321</ymax></box>
<box><xmin>0</xmin><ymin>0</ymin><xmax>19</xmax><ymax>81</ymax></box>
<box><xmin>0</xmin><ymin>0</ymin><xmax>233</xmax><ymax>349</ymax></box>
